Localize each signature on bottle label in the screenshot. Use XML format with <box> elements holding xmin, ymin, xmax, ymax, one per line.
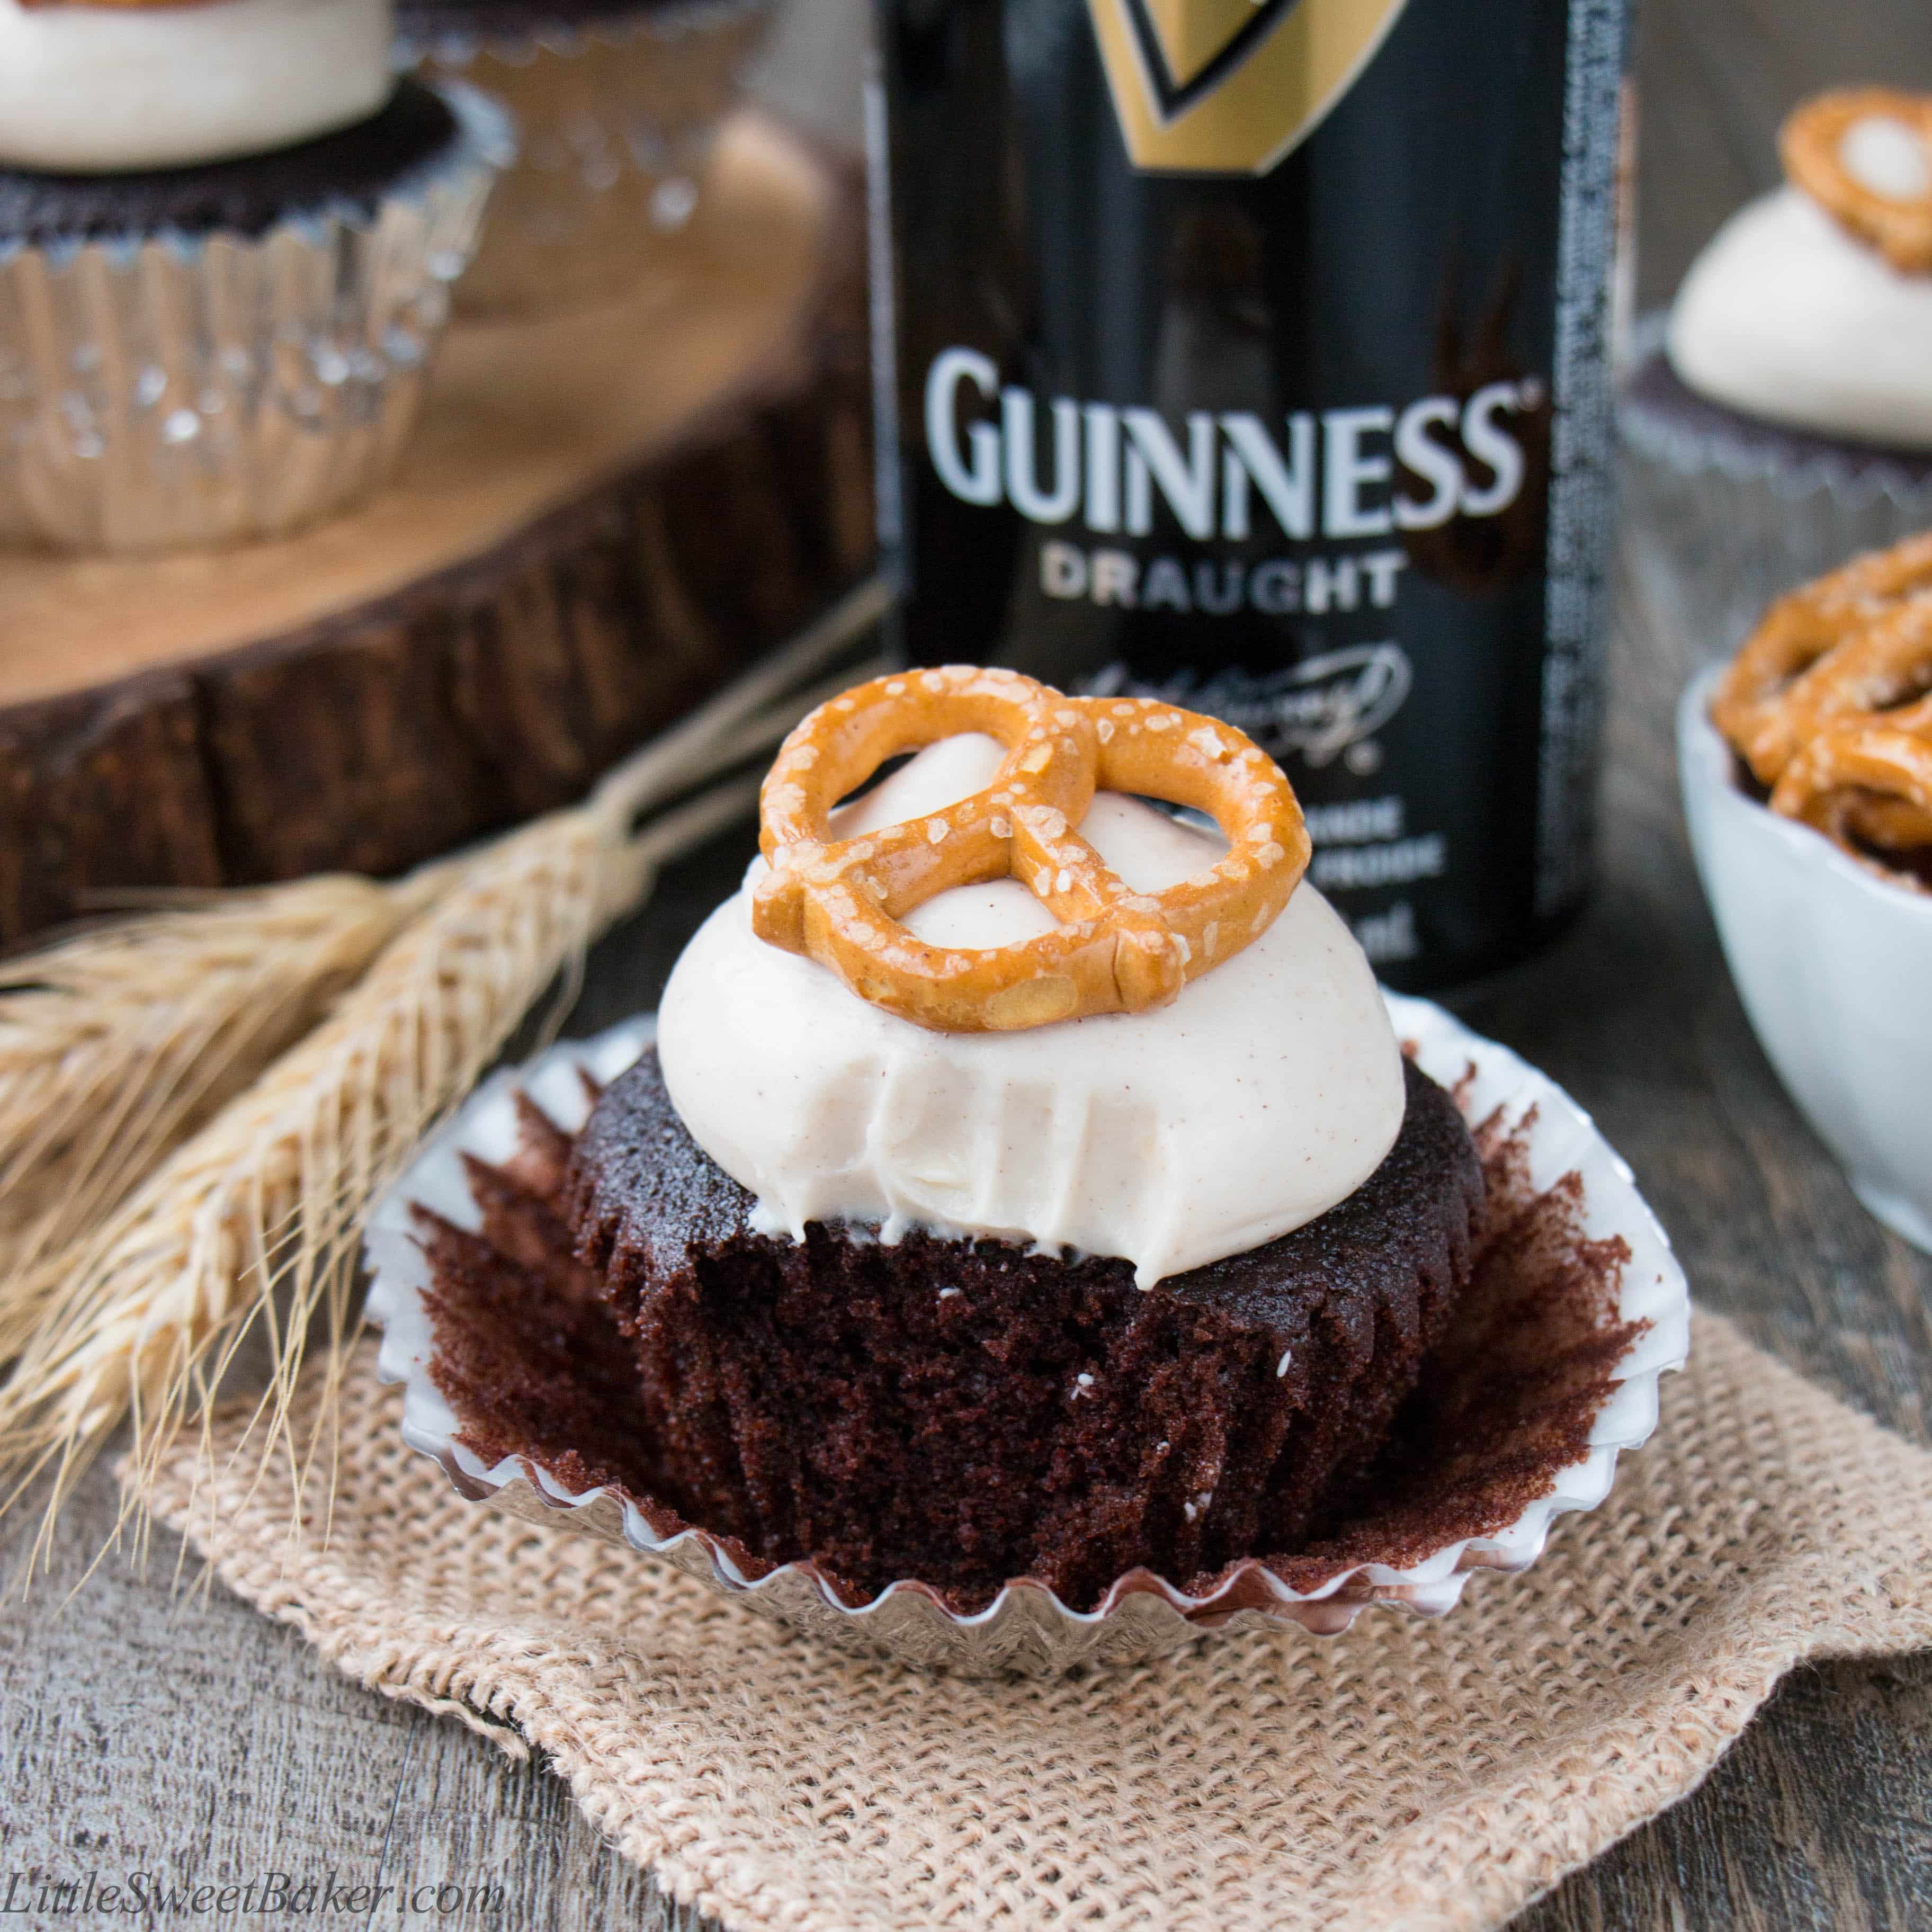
<box><xmin>1087</xmin><ymin>641</ymin><xmax>1412</xmax><ymax>772</ymax></box>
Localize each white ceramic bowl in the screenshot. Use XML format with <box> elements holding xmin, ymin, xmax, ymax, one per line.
<box><xmin>362</xmin><ymin>995</ymin><xmax>1689</xmax><ymax>1675</ymax></box>
<box><xmin>1679</xmin><ymin>665</ymin><xmax>1932</xmax><ymax>1254</ymax></box>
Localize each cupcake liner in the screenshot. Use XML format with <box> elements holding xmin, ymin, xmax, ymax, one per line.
<box><xmin>0</xmin><ymin>83</ymin><xmax>511</xmax><ymax>555</ymax></box>
<box><xmin>363</xmin><ymin>994</ymin><xmax>1689</xmax><ymax>1677</ymax></box>
<box><xmin>1618</xmin><ymin>311</ymin><xmax>1932</xmax><ymax>666</ymax></box>
<box><xmin>401</xmin><ymin>0</ymin><xmax>777</xmax><ymax>319</ymax></box>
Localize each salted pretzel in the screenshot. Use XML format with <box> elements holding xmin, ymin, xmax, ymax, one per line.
<box><xmin>1712</xmin><ymin>531</ymin><xmax>1932</xmax><ymax>785</ymax></box>
<box><xmin>1713</xmin><ymin>533</ymin><xmax>1932</xmax><ymax>891</ymax></box>
<box><xmin>1782</xmin><ymin>89</ymin><xmax>1932</xmax><ymax>275</ymax></box>
<box><xmin>1768</xmin><ymin>713</ymin><xmax>1932</xmax><ymax>891</ymax></box>
<box><xmin>752</xmin><ymin>666</ymin><xmax>1310</xmax><ymax>1032</ymax></box>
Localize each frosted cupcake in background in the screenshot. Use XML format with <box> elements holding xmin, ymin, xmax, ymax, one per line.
<box><xmin>1621</xmin><ymin>88</ymin><xmax>1932</xmax><ymax>665</ymax></box>
<box><xmin>397</xmin><ymin>0</ymin><xmax>777</xmax><ymax>319</ymax></box>
<box><xmin>0</xmin><ymin>0</ymin><xmax>509</xmax><ymax>553</ymax></box>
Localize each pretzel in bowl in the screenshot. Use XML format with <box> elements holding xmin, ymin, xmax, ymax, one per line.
<box><xmin>1781</xmin><ymin>88</ymin><xmax>1932</xmax><ymax>276</ymax></box>
<box><xmin>1712</xmin><ymin>531</ymin><xmax>1932</xmax><ymax>786</ymax></box>
<box><xmin>752</xmin><ymin>666</ymin><xmax>1310</xmax><ymax>1032</ymax></box>
<box><xmin>1713</xmin><ymin>533</ymin><xmax>1932</xmax><ymax>892</ymax></box>
<box><xmin>1769</xmin><ymin>713</ymin><xmax>1932</xmax><ymax>890</ymax></box>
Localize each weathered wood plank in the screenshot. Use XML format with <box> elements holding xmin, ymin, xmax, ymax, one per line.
<box><xmin>0</xmin><ymin>1469</ymin><xmax>691</xmax><ymax>1928</ymax></box>
<box><xmin>0</xmin><ymin>118</ymin><xmax>871</xmax><ymax>947</ymax></box>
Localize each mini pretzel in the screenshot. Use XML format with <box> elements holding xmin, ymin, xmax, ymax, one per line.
<box><xmin>752</xmin><ymin>666</ymin><xmax>1310</xmax><ymax>1032</ymax></box>
<box><xmin>1769</xmin><ymin>715</ymin><xmax>1932</xmax><ymax>892</ymax></box>
<box><xmin>1782</xmin><ymin>89</ymin><xmax>1932</xmax><ymax>275</ymax></box>
<box><xmin>1713</xmin><ymin>531</ymin><xmax>1932</xmax><ymax>785</ymax></box>
<box><xmin>1732</xmin><ymin>593</ymin><xmax>1932</xmax><ymax>785</ymax></box>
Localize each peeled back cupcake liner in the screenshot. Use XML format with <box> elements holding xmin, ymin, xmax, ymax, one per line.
<box><xmin>363</xmin><ymin>995</ymin><xmax>1690</xmax><ymax>1678</ymax></box>
<box><xmin>401</xmin><ymin>0</ymin><xmax>777</xmax><ymax>319</ymax></box>
<box><xmin>0</xmin><ymin>82</ymin><xmax>512</xmax><ymax>556</ymax></box>
<box><xmin>1618</xmin><ymin>311</ymin><xmax>1932</xmax><ymax>666</ymax></box>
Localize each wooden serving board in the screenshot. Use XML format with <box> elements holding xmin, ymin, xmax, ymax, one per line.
<box><xmin>0</xmin><ymin>114</ymin><xmax>872</xmax><ymax>946</ymax></box>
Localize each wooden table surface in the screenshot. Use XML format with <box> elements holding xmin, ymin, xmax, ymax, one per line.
<box><xmin>3</xmin><ymin>518</ymin><xmax>1929</xmax><ymax>1928</ymax></box>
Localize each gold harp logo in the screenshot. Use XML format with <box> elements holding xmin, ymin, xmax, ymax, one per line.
<box><xmin>1086</xmin><ymin>0</ymin><xmax>1410</xmax><ymax>174</ymax></box>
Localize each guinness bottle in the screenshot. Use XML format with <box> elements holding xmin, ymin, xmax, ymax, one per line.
<box><xmin>871</xmin><ymin>0</ymin><xmax>1632</xmax><ymax>989</ymax></box>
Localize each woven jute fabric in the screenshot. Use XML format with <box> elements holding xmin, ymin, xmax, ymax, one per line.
<box><xmin>138</xmin><ymin>1310</ymin><xmax>1932</xmax><ymax>1932</ymax></box>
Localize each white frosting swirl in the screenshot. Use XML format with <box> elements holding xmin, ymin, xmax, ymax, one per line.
<box><xmin>0</xmin><ymin>0</ymin><xmax>392</xmax><ymax>174</ymax></box>
<box><xmin>657</xmin><ymin>735</ymin><xmax>1405</xmax><ymax>1288</ymax></box>
<box><xmin>1668</xmin><ymin>176</ymin><xmax>1932</xmax><ymax>449</ymax></box>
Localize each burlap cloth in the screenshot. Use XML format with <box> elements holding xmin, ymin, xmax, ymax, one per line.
<box><xmin>139</xmin><ymin>1310</ymin><xmax>1932</xmax><ymax>1932</ymax></box>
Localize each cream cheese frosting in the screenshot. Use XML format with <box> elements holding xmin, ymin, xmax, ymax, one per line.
<box><xmin>656</xmin><ymin>733</ymin><xmax>1406</xmax><ymax>1288</ymax></box>
<box><xmin>0</xmin><ymin>0</ymin><xmax>393</xmax><ymax>174</ymax></box>
<box><xmin>1668</xmin><ymin>176</ymin><xmax>1932</xmax><ymax>450</ymax></box>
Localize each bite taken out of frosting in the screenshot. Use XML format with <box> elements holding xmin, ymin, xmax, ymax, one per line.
<box><xmin>656</xmin><ymin>733</ymin><xmax>1406</xmax><ymax>1289</ymax></box>
<box><xmin>0</xmin><ymin>0</ymin><xmax>392</xmax><ymax>174</ymax></box>
<box><xmin>1668</xmin><ymin>177</ymin><xmax>1932</xmax><ymax>450</ymax></box>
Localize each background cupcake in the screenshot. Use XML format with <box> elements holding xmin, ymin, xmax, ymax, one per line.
<box><xmin>1621</xmin><ymin>87</ymin><xmax>1932</xmax><ymax>661</ymax></box>
<box><xmin>398</xmin><ymin>0</ymin><xmax>777</xmax><ymax>318</ymax></box>
<box><xmin>0</xmin><ymin>0</ymin><xmax>507</xmax><ymax>553</ymax></box>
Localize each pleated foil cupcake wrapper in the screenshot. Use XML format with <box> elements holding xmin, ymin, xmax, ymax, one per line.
<box><xmin>0</xmin><ymin>82</ymin><xmax>512</xmax><ymax>555</ymax></box>
<box><xmin>402</xmin><ymin>0</ymin><xmax>776</xmax><ymax>318</ymax></box>
<box><xmin>363</xmin><ymin>995</ymin><xmax>1691</xmax><ymax>1678</ymax></box>
<box><xmin>1618</xmin><ymin>312</ymin><xmax>1932</xmax><ymax>666</ymax></box>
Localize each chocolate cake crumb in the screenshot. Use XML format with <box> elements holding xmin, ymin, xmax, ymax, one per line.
<box><xmin>410</xmin><ymin>1045</ymin><xmax>1657</xmax><ymax>1616</ymax></box>
<box><xmin>556</xmin><ymin>1051</ymin><xmax>1483</xmax><ymax>1607</ymax></box>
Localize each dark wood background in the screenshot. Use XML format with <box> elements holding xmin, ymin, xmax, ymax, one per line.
<box><xmin>5</xmin><ymin>1</ymin><xmax>1932</xmax><ymax>1925</ymax></box>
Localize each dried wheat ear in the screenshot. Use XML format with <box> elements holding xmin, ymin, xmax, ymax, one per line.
<box><xmin>0</xmin><ymin>578</ymin><xmax>889</xmax><ymax>1576</ymax></box>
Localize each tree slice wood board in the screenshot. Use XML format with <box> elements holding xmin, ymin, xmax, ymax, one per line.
<box><xmin>0</xmin><ymin>113</ymin><xmax>873</xmax><ymax>947</ymax></box>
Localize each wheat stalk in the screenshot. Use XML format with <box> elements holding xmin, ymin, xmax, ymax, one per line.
<box><xmin>0</xmin><ymin>576</ymin><xmax>889</xmax><ymax>1323</ymax></box>
<box><xmin>3</xmin><ymin>809</ymin><xmax>613</xmax><ymax>1571</ymax></box>
<box><xmin>0</xmin><ymin>868</ymin><xmax>457</xmax><ymax>1349</ymax></box>
<box><xmin>0</xmin><ymin>577</ymin><xmax>890</xmax><ymax>1567</ymax></box>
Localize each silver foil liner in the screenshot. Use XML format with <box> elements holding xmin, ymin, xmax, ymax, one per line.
<box><xmin>0</xmin><ymin>83</ymin><xmax>512</xmax><ymax>555</ymax></box>
<box><xmin>363</xmin><ymin>996</ymin><xmax>1689</xmax><ymax>1677</ymax></box>
<box><xmin>404</xmin><ymin>0</ymin><xmax>776</xmax><ymax>319</ymax></box>
<box><xmin>1618</xmin><ymin>310</ymin><xmax>1932</xmax><ymax>667</ymax></box>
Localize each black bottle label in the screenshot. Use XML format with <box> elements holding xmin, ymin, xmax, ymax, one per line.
<box><xmin>874</xmin><ymin>0</ymin><xmax>1631</xmax><ymax>990</ymax></box>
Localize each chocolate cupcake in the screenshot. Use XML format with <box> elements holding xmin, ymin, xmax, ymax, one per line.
<box><xmin>422</xmin><ymin>667</ymin><xmax>1493</xmax><ymax>1612</ymax></box>
<box><xmin>0</xmin><ymin>0</ymin><xmax>509</xmax><ymax>552</ymax></box>
<box><xmin>397</xmin><ymin>0</ymin><xmax>776</xmax><ymax>318</ymax></box>
<box><xmin>561</xmin><ymin>1049</ymin><xmax>1481</xmax><ymax>1608</ymax></box>
<box><xmin>1621</xmin><ymin>89</ymin><xmax>1932</xmax><ymax>662</ymax></box>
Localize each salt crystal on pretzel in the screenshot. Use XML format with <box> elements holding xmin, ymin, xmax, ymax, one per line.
<box><xmin>752</xmin><ymin>666</ymin><xmax>1311</xmax><ymax>1032</ymax></box>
